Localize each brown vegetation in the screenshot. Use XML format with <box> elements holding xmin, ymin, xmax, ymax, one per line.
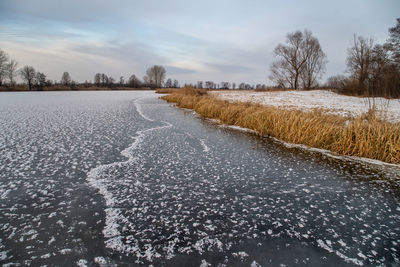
<box><xmin>162</xmin><ymin>87</ymin><xmax>400</xmax><ymax>164</ymax></box>
<box><xmin>155</xmin><ymin>88</ymin><xmax>181</xmax><ymax>94</ymax></box>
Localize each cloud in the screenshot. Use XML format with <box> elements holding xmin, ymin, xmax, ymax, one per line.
<box><xmin>165</xmin><ymin>66</ymin><xmax>197</xmax><ymax>75</ymax></box>
<box><xmin>1</xmin><ymin>0</ymin><xmax>399</xmax><ymax>85</ymax></box>
<box><xmin>207</xmin><ymin>63</ymin><xmax>255</xmax><ymax>74</ymax></box>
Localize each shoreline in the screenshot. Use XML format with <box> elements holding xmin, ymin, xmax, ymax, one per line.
<box><xmin>160</xmin><ymin>87</ymin><xmax>400</xmax><ymax>165</ymax></box>
<box><xmin>200</xmin><ymin>116</ymin><xmax>400</xmax><ymax>179</ymax></box>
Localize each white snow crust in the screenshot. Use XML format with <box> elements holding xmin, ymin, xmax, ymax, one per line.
<box><xmin>212</xmin><ymin>90</ymin><xmax>400</xmax><ymax>123</ymax></box>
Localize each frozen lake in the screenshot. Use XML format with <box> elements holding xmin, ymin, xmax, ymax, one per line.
<box><xmin>0</xmin><ymin>91</ymin><xmax>399</xmax><ymax>266</ymax></box>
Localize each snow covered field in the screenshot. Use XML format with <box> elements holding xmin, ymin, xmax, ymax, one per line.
<box><xmin>211</xmin><ymin>90</ymin><xmax>400</xmax><ymax>123</ymax></box>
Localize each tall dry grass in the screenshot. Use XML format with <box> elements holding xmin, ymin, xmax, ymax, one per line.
<box><xmin>162</xmin><ymin>87</ymin><xmax>400</xmax><ymax>164</ymax></box>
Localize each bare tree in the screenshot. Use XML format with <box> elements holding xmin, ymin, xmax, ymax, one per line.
<box><xmin>173</xmin><ymin>79</ymin><xmax>179</xmax><ymax>88</ymax></box>
<box><xmin>269</xmin><ymin>60</ymin><xmax>294</xmax><ymax>88</ymax></box>
<box><xmin>6</xmin><ymin>59</ymin><xmax>18</xmax><ymax>86</ymax></box>
<box><xmin>143</xmin><ymin>65</ymin><xmax>166</xmax><ymax>88</ymax></box>
<box><xmin>94</xmin><ymin>73</ymin><xmax>101</xmax><ymax>86</ymax></box>
<box><xmin>35</xmin><ymin>72</ymin><xmax>47</xmax><ymax>88</ymax></box>
<box><xmin>165</xmin><ymin>78</ymin><xmax>173</xmax><ymax>88</ymax></box>
<box><xmin>119</xmin><ymin>76</ymin><xmax>124</xmax><ymax>86</ymax></box>
<box><xmin>220</xmin><ymin>82</ymin><xmax>230</xmax><ymax>89</ymax></box>
<box><xmin>0</xmin><ymin>49</ymin><xmax>9</xmax><ymax>87</ymax></box>
<box><xmin>269</xmin><ymin>30</ymin><xmax>327</xmax><ymax>89</ymax></box>
<box><xmin>300</xmin><ymin>34</ymin><xmax>327</xmax><ymax>89</ymax></box>
<box><xmin>346</xmin><ymin>35</ymin><xmax>374</xmax><ymax>94</ymax></box>
<box><xmin>205</xmin><ymin>81</ymin><xmax>214</xmax><ymax>89</ymax></box>
<box><xmin>326</xmin><ymin>75</ymin><xmax>348</xmax><ymax>91</ymax></box>
<box><xmin>61</xmin><ymin>72</ymin><xmax>72</xmax><ymax>86</ymax></box>
<box><xmin>196</xmin><ymin>81</ymin><xmax>203</xmax><ymax>89</ymax></box>
<box><xmin>100</xmin><ymin>73</ymin><xmax>108</xmax><ymax>86</ymax></box>
<box><xmin>232</xmin><ymin>83</ymin><xmax>236</xmax><ymax>90</ymax></box>
<box><xmin>20</xmin><ymin>66</ymin><xmax>36</xmax><ymax>90</ymax></box>
<box><xmin>128</xmin><ymin>74</ymin><xmax>142</xmax><ymax>88</ymax></box>
<box><xmin>239</xmin><ymin>83</ymin><xmax>252</xmax><ymax>90</ymax></box>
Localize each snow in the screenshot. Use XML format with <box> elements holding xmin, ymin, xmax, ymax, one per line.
<box><xmin>211</xmin><ymin>90</ymin><xmax>400</xmax><ymax>123</ymax></box>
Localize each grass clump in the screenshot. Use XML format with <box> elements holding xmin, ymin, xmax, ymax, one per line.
<box><xmin>162</xmin><ymin>86</ymin><xmax>400</xmax><ymax>164</ymax></box>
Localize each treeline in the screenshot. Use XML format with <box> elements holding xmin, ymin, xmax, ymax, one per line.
<box><xmin>0</xmin><ymin>50</ymin><xmax>267</xmax><ymax>91</ymax></box>
<box><xmin>326</xmin><ymin>19</ymin><xmax>400</xmax><ymax>98</ymax></box>
<box><xmin>0</xmin><ymin>58</ymin><xmax>180</xmax><ymax>90</ymax></box>
<box><xmin>177</xmin><ymin>81</ymin><xmax>268</xmax><ymax>90</ymax></box>
<box><xmin>269</xmin><ymin>18</ymin><xmax>400</xmax><ymax>97</ymax></box>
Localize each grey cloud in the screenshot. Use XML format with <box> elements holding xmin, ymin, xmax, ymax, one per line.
<box><xmin>166</xmin><ymin>66</ymin><xmax>197</xmax><ymax>75</ymax></box>
<box><xmin>207</xmin><ymin>63</ymin><xmax>255</xmax><ymax>74</ymax></box>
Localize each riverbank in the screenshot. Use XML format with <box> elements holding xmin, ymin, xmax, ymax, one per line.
<box><xmin>161</xmin><ymin>87</ymin><xmax>400</xmax><ymax>164</ymax></box>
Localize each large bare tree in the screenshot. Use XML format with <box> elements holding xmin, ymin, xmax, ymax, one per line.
<box><xmin>20</xmin><ymin>66</ymin><xmax>36</xmax><ymax>90</ymax></box>
<box><xmin>269</xmin><ymin>30</ymin><xmax>327</xmax><ymax>89</ymax></box>
<box><xmin>143</xmin><ymin>65</ymin><xmax>166</xmax><ymax>88</ymax></box>
<box><xmin>300</xmin><ymin>35</ymin><xmax>327</xmax><ymax>89</ymax></box>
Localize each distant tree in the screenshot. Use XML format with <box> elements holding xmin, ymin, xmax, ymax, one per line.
<box><xmin>269</xmin><ymin>30</ymin><xmax>327</xmax><ymax>89</ymax></box>
<box><xmin>35</xmin><ymin>72</ymin><xmax>47</xmax><ymax>88</ymax></box>
<box><xmin>238</xmin><ymin>83</ymin><xmax>252</xmax><ymax>90</ymax></box>
<box><xmin>143</xmin><ymin>65</ymin><xmax>166</xmax><ymax>88</ymax></box>
<box><xmin>220</xmin><ymin>82</ymin><xmax>230</xmax><ymax>89</ymax></box>
<box><xmin>128</xmin><ymin>74</ymin><xmax>142</xmax><ymax>88</ymax></box>
<box><xmin>205</xmin><ymin>81</ymin><xmax>214</xmax><ymax>89</ymax></box>
<box><xmin>20</xmin><ymin>66</ymin><xmax>36</xmax><ymax>90</ymax></box>
<box><xmin>61</xmin><ymin>72</ymin><xmax>72</xmax><ymax>86</ymax></box>
<box><xmin>165</xmin><ymin>78</ymin><xmax>173</xmax><ymax>88</ymax></box>
<box><xmin>232</xmin><ymin>82</ymin><xmax>236</xmax><ymax>90</ymax></box>
<box><xmin>197</xmin><ymin>81</ymin><xmax>203</xmax><ymax>89</ymax></box>
<box><xmin>173</xmin><ymin>79</ymin><xmax>179</xmax><ymax>88</ymax></box>
<box><xmin>109</xmin><ymin>77</ymin><xmax>115</xmax><ymax>86</ymax></box>
<box><xmin>346</xmin><ymin>35</ymin><xmax>374</xmax><ymax>94</ymax></box>
<box><xmin>94</xmin><ymin>73</ymin><xmax>101</xmax><ymax>86</ymax></box>
<box><xmin>100</xmin><ymin>73</ymin><xmax>108</xmax><ymax>86</ymax></box>
<box><xmin>6</xmin><ymin>59</ymin><xmax>18</xmax><ymax>86</ymax></box>
<box><xmin>326</xmin><ymin>75</ymin><xmax>348</xmax><ymax>90</ymax></box>
<box><xmin>119</xmin><ymin>76</ymin><xmax>124</xmax><ymax>86</ymax></box>
<box><xmin>0</xmin><ymin>49</ymin><xmax>9</xmax><ymax>86</ymax></box>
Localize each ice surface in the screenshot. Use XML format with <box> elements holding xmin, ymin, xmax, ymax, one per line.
<box><xmin>1</xmin><ymin>91</ymin><xmax>399</xmax><ymax>266</ymax></box>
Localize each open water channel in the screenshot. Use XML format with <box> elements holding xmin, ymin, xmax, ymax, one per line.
<box><xmin>0</xmin><ymin>91</ymin><xmax>399</xmax><ymax>266</ymax></box>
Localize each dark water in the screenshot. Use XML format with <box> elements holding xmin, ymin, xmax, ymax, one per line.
<box><xmin>0</xmin><ymin>91</ymin><xmax>399</xmax><ymax>266</ymax></box>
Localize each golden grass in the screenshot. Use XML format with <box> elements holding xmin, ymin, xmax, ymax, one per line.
<box><xmin>162</xmin><ymin>87</ymin><xmax>400</xmax><ymax>164</ymax></box>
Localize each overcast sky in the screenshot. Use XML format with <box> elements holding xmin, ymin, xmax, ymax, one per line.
<box><xmin>0</xmin><ymin>0</ymin><xmax>399</xmax><ymax>85</ymax></box>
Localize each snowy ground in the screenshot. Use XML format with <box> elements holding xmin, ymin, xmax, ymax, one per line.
<box><xmin>211</xmin><ymin>90</ymin><xmax>400</xmax><ymax>123</ymax></box>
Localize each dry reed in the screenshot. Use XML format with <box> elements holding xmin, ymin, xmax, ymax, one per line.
<box><xmin>162</xmin><ymin>87</ymin><xmax>400</xmax><ymax>164</ymax></box>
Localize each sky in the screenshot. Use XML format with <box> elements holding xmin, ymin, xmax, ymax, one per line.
<box><xmin>0</xmin><ymin>0</ymin><xmax>399</xmax><ymax>85</ymax></box>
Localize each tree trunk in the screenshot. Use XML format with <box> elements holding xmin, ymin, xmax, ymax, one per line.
<box><xmin>294</xmin><ymin>71</ymin><xmax>299</xmax><ymax>90</ymax></box>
